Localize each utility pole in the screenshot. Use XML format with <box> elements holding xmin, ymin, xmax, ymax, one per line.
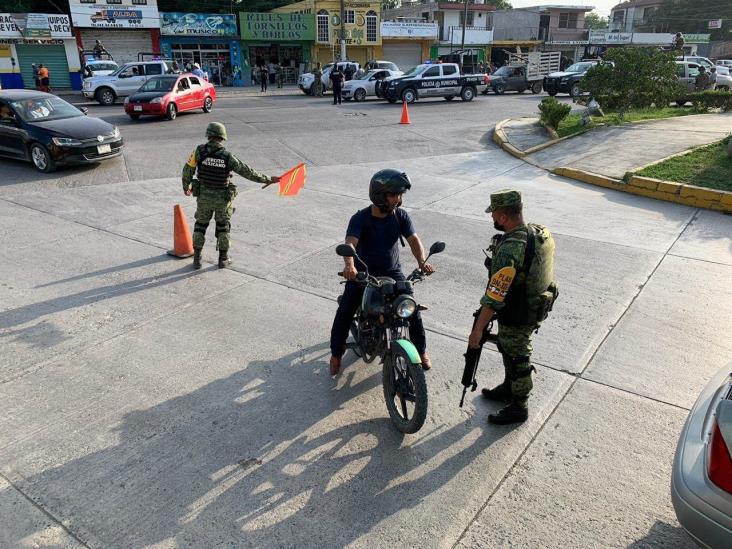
<box><xmin>460</xmin><ymin>0</ymin><xmax>469</xmax><ymax>69</ymax></box>
<box><xmin>340</xmin><ymin>0</ymin><xmax>347</xmax><ymax>61</ymax></box>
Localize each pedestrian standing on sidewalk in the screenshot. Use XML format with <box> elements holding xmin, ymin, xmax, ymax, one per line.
<box><xmin>38</xmin><ymin>64</ymin><xmax>50</xmax><ymax>93</ymax></box>
<box><xmin>330</xmin><ymin>64</ymin><xmax>345</xmax><ymax>105</ymax></box>
<box><xmin>276</xmin><ymin>62</ymin><xmax>284</xmax><ymax>88</ymax></box>
<box><xmin>259</xmin><ymin>64</ymin><xmax>268</xmax><ymax>92</ymax></box>
<box><xmin>32</xmin><ymin>64</ymin><xmax>40</xmax><ymax>90</ymax></box>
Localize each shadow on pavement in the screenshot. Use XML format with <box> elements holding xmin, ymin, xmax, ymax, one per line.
<box><xmin>627</xmin><ymin>520</ymin><xmax>696</xmax><ymax>548</ymax></box>
<box><xmin>9</xmin><ymin>343</ymin><xmax>507</xmax><ymax>547</ymax></box>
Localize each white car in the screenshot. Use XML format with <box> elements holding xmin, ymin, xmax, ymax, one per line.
<box><xmin>298</xmin><ymin>61</ymin><xmax>360</xmax><ymax>95</ymax></box>
<box><xmin>677</xmin><ymin>56</ymin><xmax>714</xmax><ymax>70</ymax></box>
<box><xmin>714</xmin><ymin>66</ymin><xmax>732</xmax><ymax>91</ymax></box>
<box><xmin>342</xmin><ymin>69</ymin><xmax>403</xmax><ymax>102</ymax></box>
<box><xmin>82</xmin><ymin>60</ymin><xmax>171</xmax><ymax>105</ymax></box>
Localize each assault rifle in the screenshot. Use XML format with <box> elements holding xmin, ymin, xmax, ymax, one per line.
<box><xmin>459</xmin><ymin>232</ymin><xmax>503</xmax><ymax>408</ymax></box>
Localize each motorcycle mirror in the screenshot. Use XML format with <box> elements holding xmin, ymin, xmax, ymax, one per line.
<box><xmin>335</xmin><ymin>243</ymin><xmax>356</xmax><ymax>257</ymax></box>
<box><xmin>429</xmin><ymin>241</ymin><xmax>446</xmax><ymax>255</ymax></box>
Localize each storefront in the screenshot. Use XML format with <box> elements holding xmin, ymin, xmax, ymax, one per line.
<box><xmin>239</xmin><ymin>12</ymin><xmax>315</xmax><ymax>85</ymax></box>
<box><xmin>160</xmin><ymin>13</ymin><xmax>242</xmax><ymax>87</ymax></box>
<box><xmin>271</xmin><ymin>1</ymin><xmax>381</xmax><ymax>68</ymax></box>
<box><xmin>542</xmin><ymin>40</ymin><xmax>588</xmax><ymax>67</ymax></box>
<box><xmin>69</xmin><ymin>0</ymin><xmax>161</xmax><ymax>65</ymax></box>
<box><xmin>379</xmin><ymin>21</ymin><xmax>436</xmax><ymax>69</ymax></box>
<box><xmin>0</xmin><ymin>13</ymin><xmax>79</xmax><ymax>90</ymax></box>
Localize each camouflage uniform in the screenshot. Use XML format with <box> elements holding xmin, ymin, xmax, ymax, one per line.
<box><xmin>182</xmin><ymin>123</ymin><xmax>272</xmax><ymax>267</ymax></box>
<box><xmin>480</xmin><ymin>190</ymin><xmax>556</xmax><ymax>411</ymax></box>
<box><xmin>695</xmin><ymin>70</ymin><xmax>711</xmax><ymax>91</ymax></box>
<box><xmin>312</xmin><ymin>64</ymin><xmax>323</xmax><ymax>97</ymax></box>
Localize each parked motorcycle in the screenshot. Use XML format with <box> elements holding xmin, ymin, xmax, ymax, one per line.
<box><xmin>336</xmin><ymin>241</ymin><xmax>445</xmax><ymax>433</ymax></box>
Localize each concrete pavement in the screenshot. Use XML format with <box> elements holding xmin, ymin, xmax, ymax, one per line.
<box><xmin>525</xmin><ymin>113</ymin><xmax>732</xmax><ymax>178</ymax></box>
<box><xmin>1</xmin><ymin>94</ymin><xmax>729</xmax><ymax>547</ymax></box>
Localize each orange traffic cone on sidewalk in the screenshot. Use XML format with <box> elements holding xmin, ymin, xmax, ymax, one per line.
<box><xmin>399</xmin><ymin>100</ymin><xmax>411</xmax><ymax>125</ymax></box>
<box><xmin>167</xmin><ymin>204</ymin><xmax>194</xmax><ymax>258</ymax></box>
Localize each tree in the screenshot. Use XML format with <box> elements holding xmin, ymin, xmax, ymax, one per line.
<box><xmin>652</xmin><ymin>0</ymin><xmax>732</xmax><ymax>40</ymax></box>
<box><xmin>382</xmin><ymin>0</ymin><xmax>400</xmax><ymax>10</ymax></box>
<box><xmin>580</xmin><ymin>47</ymin><xmax>682</xmax><ymax>117</ymax></box>
<box><xmin>584</xmin><ymin>12</ymin><xmax>608</xmax><ymax>30</ymax></box>
<box><xmin>485</xmin><ymin>0</ymin><xmax>512</xmax><ymax>9</ymax></box>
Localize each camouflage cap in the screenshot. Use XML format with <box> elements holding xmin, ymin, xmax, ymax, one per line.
<box><xmin>206</xmin><ymin>122</ymin><xmax>227</xmax><ymax>140</ymax></box>
<box><xmin>485</xmin><ymin>189</ymin><xmax>522</xmax><ymax>213</ymax></box>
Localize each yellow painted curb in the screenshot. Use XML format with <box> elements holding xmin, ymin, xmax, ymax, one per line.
<box><xmin>553</xmin><ymin>168</ymin><xmax>732</xmax><ymax>213</ymax></box>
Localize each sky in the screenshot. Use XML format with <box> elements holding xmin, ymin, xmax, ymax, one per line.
<box><xmin>508</xmin><ymin>0</ymin><xmax>618</xmax><ymax>17</ymax></box>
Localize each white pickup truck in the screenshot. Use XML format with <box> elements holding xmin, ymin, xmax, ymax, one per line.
<box><xmin>82</xmin><ymin>60</ymin><xmax>172</xmax><ymax>105</ymax></box>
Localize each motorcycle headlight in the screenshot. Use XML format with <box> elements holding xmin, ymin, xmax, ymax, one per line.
<box><xmin>52</xmin><ymin>137</ymin><xmax>82</xmax><ymax>146</ymax></box>
<box><xmin>394</xmin><ymin>295</ymin><xmax>417</xmax><ymax>318</ymax></box>
<box><xmin>150</xmin><ymin>97</ymin><xmax>163</xmax><ymax>104</ymax></box>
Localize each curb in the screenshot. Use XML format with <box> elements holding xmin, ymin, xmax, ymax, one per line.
<box><xmin>553</xmin><ymin>167</ymin><xmax>732</xmax><ymax>213</ymax></box>
<box><xmin>492</xmin><ymin>117</ymin><xmax>591</xmax><ymax>158</ymax></box>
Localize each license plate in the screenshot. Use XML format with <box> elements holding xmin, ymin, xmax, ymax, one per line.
<box><xmin>133</xmin><ymin>105</ymin><xmax>143</xmax><ymax>112</ymax></box>
<box><xmin>97</xmin><ymin>144</ymin><xmax>111</xmax><ymax>154</ymax></box>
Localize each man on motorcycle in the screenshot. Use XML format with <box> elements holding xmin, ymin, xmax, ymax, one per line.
<box><xmin>329</xmin><ymin>170</ymin><xmax>435</xmax><ymax>376</ymax></box>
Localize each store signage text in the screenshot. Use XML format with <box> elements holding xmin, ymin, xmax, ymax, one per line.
<box><xmin>161</xmin><ymin>13</ymin><xmax>237</xmax><ymax>36</ymax></box>
<box><xmin>240</xmin><ymin>13</ymin><xmax>315</xmax><ymax>41</ymax></box>
<box><xmin>0</xmin><ymin>14</ymin><xmax>71</xmax><ymax>38</ymax></box>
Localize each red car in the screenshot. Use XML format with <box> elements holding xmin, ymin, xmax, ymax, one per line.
<box><xmin>124</xmin><ymin>74</ymin><xmax>216</xmax><ymax>121</ymax></box>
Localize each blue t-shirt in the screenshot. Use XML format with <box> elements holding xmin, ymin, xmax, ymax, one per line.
<box><xmin>346</xmin><ymin>207</ymin><xmax>415</xmax><ymax>276</ymax></box>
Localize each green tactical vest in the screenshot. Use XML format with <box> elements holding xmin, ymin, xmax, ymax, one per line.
<box><xmin>498</xmin><ymin>224</ymin><xmax>558</xmax><ymax>327</ymax></box>
<box><xmin>197</xmin><ymin>144</ymin><xmax>231</xmax><ymax>188</ymax></box>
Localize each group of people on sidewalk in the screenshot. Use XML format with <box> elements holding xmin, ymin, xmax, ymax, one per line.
<box><xmin>31</xmin><ymin>63</ymin><xmax>51</xmax><ymax>93</ymax></box>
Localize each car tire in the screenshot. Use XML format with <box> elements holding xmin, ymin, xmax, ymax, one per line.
<box><xmin>675</xmin><ymin>99</ymin><xmax>688</xmax><ymax>106</ymax></box>
<box><xmin>402</xmin><ymin>88</ymin><xmax>417</xmax><ymax>103</ymax></box>
<box><xmin>570</xmin><ymin>83</ymin><xmax>581</xmax><ymax>98</ymax></box>
<box><xmin>531</xmin><ymin>82</ymin><xmax>542</xmax><ymax>94</ymax></box>
<box><xmin>354</xmin><ymin>88</ymin><xmax>366</xmax><ymax>102</ymax></box>
<box><xmin>460</xmin><ymin>86</ymin><xmax>476</xmax><ymax>102</ymax></box>
<box><xmin>387</xmin><ymin>98</ymin><xmax>397</xmax><ymax>104</ymax></box>
<box><xmin>129</xmin><ymin>114</ymin><xmax>140</xmax><ymax>121</ymax></box>
<box><xmin>517</xmin><ymin>88</ymin><xmax>526</xmax><ymax>94</ymax></box>
<box><xmin>548</xmin><ymin>90</ymin><xmax>557</xmax><ymax>96</ymax></box>
<box><xmin>95</xmin><ymin>87</ymin><xmax>115</xmax><ymax>106</ymax></box>
<box><xmin>493</xmin><ymin>84</ymin><xmax>506</xmax><ymax>95</ymax></box>
<box><xmin>166</xmin><ymin>103</ymin><xmax>177</xmax><ymax>121</ymax></box>
<box><xmin>444</xmin><ymin>96</ymin><xmax>455</xmax><ymax>101</ymax></box>
<box><xmin>30</xmin><ymin>143</ymin><xmax>55</xmax><ymax>173</ymax></box>
<box><xmin>202</xmin><ymin>96</ymin><xmax>213</xmax><ymax>113</ymax></box>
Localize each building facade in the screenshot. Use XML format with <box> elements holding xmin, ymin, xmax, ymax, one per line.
<box><xmin>0</xmin><ymin>13</ymin><xmax>79</xmax><ymax>90</ymax></box>
<box><xmin>69</xmin><ymin>0</ymin><xmax>161</xmax><ymax>65</ymax></box>
<box><xmin>380</xmin><ymin>20</ymin><xmax>437</xmax><ymax>68</ymax></box>
<box><xmin>609</xmin><ymin>0</ymin><xmax>664</xmax><ymax>33</ymax></box>
<box><xmin>160</xmin><ymin>13</ymin><xmax>242</xmax><ymax>87</ymax></box>
<box><xmin>239</xmin><ymin>10</ymin><xmax>315</xmax><ymax>84</ymax></box>
<box><xmin>273</xmin><ymin>0</ymin><xmax>382</xmax><ymax>67</ymax></box>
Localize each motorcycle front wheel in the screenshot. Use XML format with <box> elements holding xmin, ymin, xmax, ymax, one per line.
<box><xmin>383</xmin><ymin>345</ymin><xmax>428</xmax><ymax>433</ymax></box>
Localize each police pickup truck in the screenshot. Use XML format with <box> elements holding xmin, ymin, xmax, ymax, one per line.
<box><xmin>375</xmin><ymin>63</ymin><xmax>488</xmax><ymax>103</ymax></box>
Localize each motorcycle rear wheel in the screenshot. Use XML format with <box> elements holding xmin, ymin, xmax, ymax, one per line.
<box><xmin>383</xmin><ymin>345</ymin><xmax>428</xmax><ymax>433</ymax></box>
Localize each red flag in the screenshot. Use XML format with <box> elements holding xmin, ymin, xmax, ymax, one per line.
<box><xmin>278</xmin><ymin>163</ymin><xmax>306</xmax><ymax>196</ymax></box>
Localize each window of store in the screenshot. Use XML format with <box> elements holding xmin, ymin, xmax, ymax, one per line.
<box><xmin>366</xmin><ymin>11</ymin><xmax>377</xmax><ymax>43</ymax></box>
<box><xmin>317</xmin><ymin>10</ymin><xmax>330</xmax><ymax>43</ymax></box>
<box><xmin>558</xmin><ymin>12</ymin><xmax>578</xmax><ymax>29</ymax></box>
<box><xmin>132</xmin><ymin>0</ymin><xmax>148</xmax><ymax>5</ymax></box>
<box><xmin>107</xmin><ymin>0</ymin><xmax>122</xmax><ymax>4</ymax></box>
<box><xmin>344</xmin><ymin>10</ymin><xmax>355</xmax><ymax>24</ymax></box>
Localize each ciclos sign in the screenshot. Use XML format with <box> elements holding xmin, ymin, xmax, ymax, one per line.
<box><xmin>69</xmin><ymin>0</ymin><xmax>161</xmax><ymax>29</ymax></box>
<box><xmin>160</xmin><ymin>13</ymin><xmax>238</xmax><ymax>36</ymax></box>
<box><xmin>0</xmin><ymin>14</ymin><xmax>72</xmax><ymax>38</ymax></box>
<box><xmin>240</xmin><ymin>12</ymin><xmax>315</xmax><ymax>41</ymax></box>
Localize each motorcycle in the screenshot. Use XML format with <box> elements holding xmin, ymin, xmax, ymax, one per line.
<box><xmin>335</xmin><ymin>241</ymin><xmax>446</xmax><ymax>433</ymax></box>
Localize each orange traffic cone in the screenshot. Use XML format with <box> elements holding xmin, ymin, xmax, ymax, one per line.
<box><xmin>167</xmin><ymin>204</ymin><xmax>194</xmax><ymax>258</ymax></box>
<box><xmin>399</xmin><ymin>100</ymin><xmax>411</xmax><ymax>125</ymax></box>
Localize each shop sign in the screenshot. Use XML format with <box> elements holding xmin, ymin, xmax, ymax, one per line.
<box><xmin>240</xmin><ymin>12</ymin><xmax>315</xmax><ymax>41</ymax></box>
<box><xmin>0</xmin><ymin>38</ymin><xmax>66</xmax><ymax>45</ymax></box>
<box><xmin>160</xmin><ymin>13</ymin><xmax>237</xmax><ymax>36</ymax></box>
<box><xmin>0</xmin><ymin>14</ymin><xmax>72</xmax><ymax>38</ymax></box>
<box><xmin>708</xmin><ymin>19</ymin><xmax>722</xmax><ymax>30</ymax></box>
<box><xmin>69</xmin><ymin>0</ymin><xmax>160</xmax><ymax>29</ymax></box>
<box><xmin>545</xmin><ymin>40</ymin><xmax>588</xmax><ymax>45</ymax></box>
<box><xmin>589</xmin><ymin>31</ymin><xmax>632</xmax><ymax>44</ymax></box>
<box><xmin>685</xmin><ymin>33</ymin><xmax>711</xmax><ymax>43</ymax></box>
<box><xmin>380</xmin><ymin>21</ymin><xmax>437</xmax><ymax>39</ymax></box>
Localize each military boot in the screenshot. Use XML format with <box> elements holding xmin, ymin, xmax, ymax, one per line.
<box><xmin>192</xmin><ymin>248</ymin><xmax>202</xmax><ymax>270</ymax></box>
<box><xmin>481</xmin><ymin>382</ymin><xmax>511</xmax><ymax>402</ymax></box>
<box><xmin>218</xmin><ymin>250</ymin><xmax>231</xmax><ymax>269</ymax></box>
<box><xmin>488</xmin><ymin>401</ymin><xmax>528</xmax><ymax>425</ymax></box>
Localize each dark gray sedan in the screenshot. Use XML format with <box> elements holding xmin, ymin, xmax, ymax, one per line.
<box><xmin>672</xmin><ymin>364</ymin><xmax>732</xmax><ymax>547</ymax></box>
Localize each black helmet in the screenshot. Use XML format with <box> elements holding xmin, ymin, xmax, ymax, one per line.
<box><xmin>369</xmin><ymin>169</ymin><xmax>411</xmax><ymax>212</ymax></box>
